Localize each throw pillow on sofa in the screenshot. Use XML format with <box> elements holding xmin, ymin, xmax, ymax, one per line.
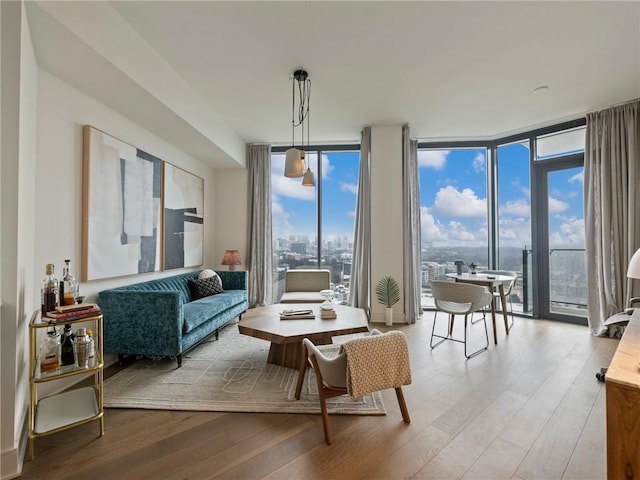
<box><xmin>198</xmin><ymin>268</ymin><xmax>223</xmax><ymax>289</ymax></box>
<box><xmin>188</xmin><ymin>275</ymin><xmax>223</xmax><ymax>300</ymax></box>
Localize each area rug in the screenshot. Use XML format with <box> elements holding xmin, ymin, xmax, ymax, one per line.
<box><xmin>103</xmin><ymin>322</ymin><xmax>386</xmax><ymax>415</ymax></box>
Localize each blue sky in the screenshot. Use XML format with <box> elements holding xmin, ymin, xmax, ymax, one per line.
<box><xmin>419</xmin><ymin>145</ymin><xmax>585</xmax><ymax>248</ymax></box>
<box><xmin>271</xmin><ymin>145</ymin><xmax>585</xmax><ymax>249</ymax></box>
<box><xmin>271</xmin><ymin>151</ymin><xmax>359</xmax><ymax>243</ymax></box>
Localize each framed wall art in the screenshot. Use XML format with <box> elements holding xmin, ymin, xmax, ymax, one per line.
<box><xmin>163</xmin><ymin>163</ymin><xmax>204</xmax><ymax>270</ymax></box>
<box><xmin>82</xmin><ymin>126</ymin><xmax>163</xmax><ymax>281</ymax></box>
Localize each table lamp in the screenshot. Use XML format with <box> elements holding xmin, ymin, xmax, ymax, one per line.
<box><xmin>628</xmin><ymin>248</ymin><xmax>640</xmax><ymax>280</ymax></box>
<box><xmin>221</xmin><ymin>250</ymin><xmax>241</xmax><ymax>270</ymax></box>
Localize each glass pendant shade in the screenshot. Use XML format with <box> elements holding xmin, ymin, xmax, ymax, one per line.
<box><xmin>284</xmin><ymin>148</ymin><xmax>304</xmax><ymax>178</ymax></box>
<box><xmin>302</xmin><ymin>167</ymin><xmax>315</xmax><ymax>187</ymax></box>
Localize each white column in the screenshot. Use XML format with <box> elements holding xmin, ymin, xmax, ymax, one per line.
<box><xmin>370</xmin><ymin>125</ymin><xmax>404</xmax><ymax>323</ymax></box>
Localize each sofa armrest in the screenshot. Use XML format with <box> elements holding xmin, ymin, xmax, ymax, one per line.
<box><xmin>218</xmin><ymin>270</ymin><xmax>248</xmax><ymax>291</ymax></box>
<box><xmin>98</xmin><ymin>290</ymin><xmax>183</xmax><ymax>356</ymax></box>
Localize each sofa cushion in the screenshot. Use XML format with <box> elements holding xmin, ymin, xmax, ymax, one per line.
<box><xmin>188</xmin><ymin>276</ymin><xmax>223</xmax><ymax>300</ymax></box>
<box><xmin>199</xmin><ymin>269</ymin><xmax>223</xmax><ymax>289</ymax></box>
<box><xmin>182</xmin><ymin>290</ymin><xmax>247</xmax><ymax>333</ymax></box>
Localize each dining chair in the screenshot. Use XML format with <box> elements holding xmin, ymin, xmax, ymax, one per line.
<box><xmin>430</xmin><ymin>280</ymin><xmax>493</xmax><ymax>359</ymax></box>
<box><xmin>301</xmin><ymin>330</ymin><xmax>411</xmax><ymax>445</ymax></box>
<box><xmin>476</xmin><ymin>270</ymin><xmax>517</xmax><ymax>331</ymax></box>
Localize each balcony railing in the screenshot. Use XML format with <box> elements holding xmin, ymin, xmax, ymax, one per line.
<box><xmin>421</xmin><ymin>247</ymin><xmax>587</xmax><ymax>318</ymax></box>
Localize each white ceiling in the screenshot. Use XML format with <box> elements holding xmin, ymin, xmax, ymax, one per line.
<box><xmin>26</xmin><ymin>1</ymin><xmax>640</xmax><ymax>167</ymax></box>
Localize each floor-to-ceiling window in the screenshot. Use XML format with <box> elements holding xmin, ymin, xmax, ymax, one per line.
<box><xmin>496</xmin><ymin>140</ymin><xmax>531</xmax><ymax>315</ymax></box>
<box><xmin>419</xmin><ymin>120</ymin><xmax>587</xmax><ymax>323</ymax></box>
<box><xmin>419</xmin><ymin>146</ymin><xmax>489</xmax><ymax>307</ymax></box>
<box><xmin>270</xmin><ymin>146</ymin><xmax>359</xmax><ymax>302</ymax></box>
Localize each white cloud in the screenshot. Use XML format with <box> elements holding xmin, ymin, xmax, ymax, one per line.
<box><xmin>420</xmin><ymin>206</ymin><xmax>448</xmax><ymax>242</ymax></box>
<box><xmin>347</xmin><ymin>210</ymin><xmax>356</xmax><ymax>217</ymax></box>
<box><xmin>498</xmin><ymin>217</ymin><xmax>532</xmax><ymax>247</ymax></box>
<box><xmin>550</xmin><ymin>217</ymin><xmax>584</xmax><ymax>246</ymax></box>
<box><xmin>433</xmin><ymin>186</ymin><xmax>486</xmax><ymax>218</ymax></box>
<box><xmin>421</xmin><ymin>206</ymin><xmax>488</xmax><ymax>246</ymax></box>
<box><xmin>340</xmin><ymin>182</ymin><xmax>358</xmax><ymax>194</ymax></box>
<box><xmin>569</xmin><ymin>171</ymin><xmax>584</xmax><ymax>184</ymax></box>
<box><xmin>548</xmin><ymin>196</ymin><xmax>569</xmax><ymax>213</ymax></box>
<box><xmin>472</xmin><ymin>152</ymin><xmax>485</xmax><ymax>173</ymax></box>
<box><xmin>271</xmin><ymin>199</ymin><xmax>293</xmax><ymax>238</ymax></box>
<box><xmin>320</xmin><ymin>153</ymin><xmax>333</xmax><ymax>178</ymax></box>
<box><xmin>418</xmin><ymin>150</ymin><xmax>449</xmax><ymax>170</ymax></box>
<box><xmin>501</xmin><ymin>198</ymin><xmax>530</xmax><ymax>217</ymax></box>
<box><xmin>272</xmin><ymin>174</ymin><xmax>315</xmax><ymax>200</ymax></box>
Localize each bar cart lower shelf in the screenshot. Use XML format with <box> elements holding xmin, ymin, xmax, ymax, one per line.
<box><xmin>34</xmin><ymin>387</ymin><xmax>101</xmax><ymax>434</ymax></box>
<box><xmin>28</xmin><ymin>310</ymin><xmax>104</xmax><ymax>459</ymax></box>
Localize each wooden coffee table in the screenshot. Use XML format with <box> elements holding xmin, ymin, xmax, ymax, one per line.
<box><xmin>238</xmin><ymin>303</ymin><xmax>369</xmax><ymax>370</ymax></box>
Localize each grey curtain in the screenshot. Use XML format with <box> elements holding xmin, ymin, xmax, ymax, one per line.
<box><xmin>349</xmin><ymin>127</ymin><xmax>371</xmax><ymax>314</ymax></box>
<box><xmin>585</xmin><ymin>100</ymin><xmax>640</xmax><ymax>335</ymax></box>
<box><xmin>247</xmin><ymin>144</ymin><xmax>273</xmax><ymax>307</ymax></box>
<box><xmin>402</xmin><ymin>125</ymin><xmax>421</xmax><ymax>324</ymax></box>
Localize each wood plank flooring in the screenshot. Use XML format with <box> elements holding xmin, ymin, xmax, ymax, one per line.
<box><xmin>21</xmin><ymin>315</ymin><xmax>617</xmax><ymax>479</ymax></box>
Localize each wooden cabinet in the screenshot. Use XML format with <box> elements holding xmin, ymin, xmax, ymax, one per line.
<box><xmin>605</xmin><ymin>309</ymin><xmax>640</xmax><ymax>478</ymax></box>
<box><xmin>28</xmin><ymin>310</ymin><xmax>104</xmax><ymax>459</ymax></box>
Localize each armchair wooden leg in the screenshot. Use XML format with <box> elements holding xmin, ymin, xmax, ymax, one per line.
<box><xmin>309</xmin><ymin>354</ymin><xmax>333</xmax><ymax>444</ymax></box>
<box><xmin>318</xmin><ymin>390</ymin><xmax>333</xmax><ymax>445</ymax></box>
<box><xmin>294</xmin><ymin>342</ymin><xmax>308</xmax><ymax>400</ymax></box>
<box><xmin>395</xmin><ymin>387</ymin><xmax>410</xmax><ymax>424</ymax></box>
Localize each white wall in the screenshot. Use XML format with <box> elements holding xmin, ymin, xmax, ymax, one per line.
<box><xmin>1</xmin><ymin>2</ymin><xmax>38</xmax><ymax>478</ymax></box>
<box><xmin>370</xmin><ymin>125</ymin><xmax>404</xmax><ymax>323</ymax></box>
<box><xmin>35</xmin><ymin>69</ymin><xmax>219</xmax><ymax>301</ymax></box>
<box><xmin>214</xmin><ymin>169</ymin><xmax>248</xmax><ymax>271</ymax></box>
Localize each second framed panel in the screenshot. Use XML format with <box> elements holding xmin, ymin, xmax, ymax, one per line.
<box><xmin>163</xmin><ymin>163</ymin><xmax>204</xmax><ymax>270</ymax></box>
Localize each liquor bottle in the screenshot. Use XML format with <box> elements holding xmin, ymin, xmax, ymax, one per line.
<box><xmin>41</xmin><ymin>264</ymin><xmax>58</xmax><ymax>316</ymax></box>
<box><xmin>40</xmin><ymin>326</ymin><xmax>61</xmax><ymax>373</ymax></box>
<box><xmin>60</xmin><ymin>259</ymin><xmax>78</xmax><ymax>306</ymax></box>
<box><xmin>86</xmin><ymin>329</ymin><xmax>95</xmax><ymax>358</ymax></box>
<box><xmin>60</xmin><ymin>324</ymin><xmax>75</xmax><ymax>366</ymax></box>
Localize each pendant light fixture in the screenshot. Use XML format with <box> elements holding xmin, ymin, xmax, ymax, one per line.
<box><xmin>283</xmin><ymin>69</ymin><xmax>314</xmax><ymax>186</ymax></box>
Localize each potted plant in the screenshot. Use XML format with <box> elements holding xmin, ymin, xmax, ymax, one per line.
<box><xmin>469</xmin><ymin>262</ymin><xmax>477</xmax><ymax>274</ymax></box>
<box><xmin>376</xmin><ymin>276</ymin><xmax>400</xmax><ymax>326</ymax></box>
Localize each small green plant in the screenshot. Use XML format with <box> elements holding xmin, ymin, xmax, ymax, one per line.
<box><xmin>375</xmin><ymin>276</ymin><xmax>400</xmax><ymax>308</ymax></box>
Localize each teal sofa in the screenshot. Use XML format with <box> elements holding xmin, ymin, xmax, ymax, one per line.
<box><xmin>98</xmin><ymin>270</ymin><xmax>248</xmax><ymax>367</ymax></box>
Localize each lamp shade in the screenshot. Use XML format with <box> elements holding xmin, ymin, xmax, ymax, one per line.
<box><xmin>627</xmin><ymin>248</ymin><xmax>640</xmax><ymax>279</ymax></box>
<box><xmin>302</xmin><ymin>167</ymin><xmax>315</xmax><ymax>187</ymax></box>
<box><xmin>221</xmin><ymin>250</ymin><xmax>242</xmax><ymax>270</ymax></box>
<box><xmin>284</xmin><ymin>148</ymin><xmax>304</xmax><ymax>178</ymax></box>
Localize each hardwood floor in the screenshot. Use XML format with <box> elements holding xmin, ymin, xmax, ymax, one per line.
<box><xmin>21</xmin><ymin>315</ymin><xmax>617</xmax><ymax>479</ymax></box>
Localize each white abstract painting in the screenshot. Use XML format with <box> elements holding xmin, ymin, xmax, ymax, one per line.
<box><xmin>82</xmin><ymin>126</ymin><xmax>162</xmax><ymax>281</ymax></box>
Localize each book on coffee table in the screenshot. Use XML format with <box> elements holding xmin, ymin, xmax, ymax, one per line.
<box><xmin>280</xmin><ymin>309</ymin><xmax>315</xmax><ymax>320</ymax></box>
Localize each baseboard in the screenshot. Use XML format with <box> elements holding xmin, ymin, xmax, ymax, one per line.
<box><xmin>1</xmin><ymin>414</ymin><xmax>27</xmax><ymax>480</ymax></box>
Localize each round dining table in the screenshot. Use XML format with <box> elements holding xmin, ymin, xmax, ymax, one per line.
<box><xmin>445</xmin><ymin>272</ymin><xmax>516</xmax><ymax>345</ymax></box>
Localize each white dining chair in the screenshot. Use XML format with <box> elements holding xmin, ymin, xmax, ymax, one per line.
<box><xmin>430</xmin><ymin>280</ymin><xmax>493</xmax><ymax>359</ymax></box>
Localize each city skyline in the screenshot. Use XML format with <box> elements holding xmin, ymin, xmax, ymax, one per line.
<box><xmin>271</xmin><ymin>142</ymin><xmax>585</xmax><ymax>252</ymax></box>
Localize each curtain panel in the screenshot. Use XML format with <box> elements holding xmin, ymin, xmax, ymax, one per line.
<box><xmin>247</xmin><ymin>144</ymin><xmax>273</xmax><ymax>307</ymax></box>
<box><xmin>349</xmin><ymin>127</ymin><xmax>372</xmax><ymax>316</ymax></box>
<box><xmin>584</xmin><ymin>100</ymin><xmax>640</xmax><ymax>335</ymax></box>
<box><xmin>402</xmin><ymin>125</ymin><xmax>422</xmax><ymax>324</ymax></box>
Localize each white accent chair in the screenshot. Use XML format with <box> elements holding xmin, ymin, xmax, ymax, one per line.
<box><xmin>430</xmin><ymin>280</ymin><xmax>493</xmax><ymax>359</ymax></box>
<box><xmin>279</xmin><ymin>269</ymin><xmax>331</xmax><ymax>303</ymax></box>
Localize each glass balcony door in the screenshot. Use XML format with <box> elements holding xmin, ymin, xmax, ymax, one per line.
<box><xmin>532</xmin><ymin>159</ymin><xmax>587</xmax><ymax>323</ymax></box>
